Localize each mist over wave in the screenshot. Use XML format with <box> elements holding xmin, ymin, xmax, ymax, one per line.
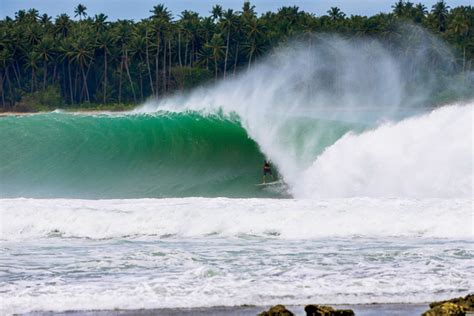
<box><xmin>295</xmin><ymin>104</ymin><xmax>473</xmax><ymax>198</ymax></box>
<box><xmin>139</xmin><ymin>34</ymin><xmax>473</xmax><ymax>199</ymax></box>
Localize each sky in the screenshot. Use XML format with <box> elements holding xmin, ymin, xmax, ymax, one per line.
<box><xmin>1</xmin><ymin>0</ymin><xmax>471</xmax><ymax>21</ymax></box>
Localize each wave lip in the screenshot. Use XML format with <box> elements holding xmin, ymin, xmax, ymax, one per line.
<box><xmin>1</xmin><ymin>197</ymin><xmax>471</xmax><ymax>241</ymax></box>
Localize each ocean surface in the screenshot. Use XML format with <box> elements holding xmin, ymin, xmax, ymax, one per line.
<box><xmin>1</xmin><ymin>101</ymin><xmax>472</xmax><ymax>315</ymax></box>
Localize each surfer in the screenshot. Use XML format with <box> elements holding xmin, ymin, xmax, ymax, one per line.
<box><xmin>262</xmin><ymin>160</ymin><xmax>274</xmax><ymax>184</ymax></box>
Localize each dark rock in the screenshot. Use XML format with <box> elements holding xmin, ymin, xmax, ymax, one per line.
<box><xmin>258</xmin><ymin>304</ymin><xmax>294</xmax><ymax>316</ymax></box>
<box><xmin>421</xmin><ymin>302</ymin><xmax>466</xmax><ymax>316</ymax></box>
<box><xmin>429</xmin><ymin>294</ymin><xmax>474</xmax><ymax>311</ymax></box>
<box><xmin>305</xmin><ymin>304</ymin><xmax>355</xmax><ymax>316</ymax></box>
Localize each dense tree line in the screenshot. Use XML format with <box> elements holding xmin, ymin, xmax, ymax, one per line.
<box><xmin>0</xmin><ymin>1</ymin><xmax>472</xmax><ymax>110</ymax></box>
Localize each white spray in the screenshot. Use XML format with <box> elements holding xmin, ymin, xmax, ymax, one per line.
<box><xmin>138</xmin><ymin>33</ymin><xmax>473</xmax><ymax>198</ymax></box>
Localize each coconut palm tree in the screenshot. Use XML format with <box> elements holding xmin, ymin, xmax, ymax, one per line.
<box><xmin>431</xmin><ymin>1</ymin><xmax>450</xmax><ymax>32</ymax></box>
<box><xmin>36</xmin><ymin>36</ymin><xmax>55</xmax><ymax>89</ymax></box>
<box><xmin>206</xmin><ymin>33</ymin><xmax>225</xmax><ymax>79</ymax></box>
<box><xmin>113</xmin><ymin>19</ymin><xmax>136</xmax><ymax>103</ymax></box>
<box><xmin>74</xmin><ymin>4</ymin><xmax>88</xmax><ymax>20</ymax></box>
<box><xmin>96</xmin><ymin>32</ymin><xmax>113</xmax><ymax>103</ymax></box>
<box><xmin>150</xmin><ymin>4</ymin><xmax>172</xmax><ymax>96</ymax></box>
<box><xmin>24</xmin><ymin>51</ymin><xmax>40</xmax><ymax>92</ymax></box>
<box><xmin>220</xmin><ymin>9</ymin><xmax>238</xmax><ymax>79</ymax></box>
<box><xmin>54</xmin><ymin>14</ymin><xmax>72</xmax><ymax>38</ymax></box>
<box><xmin>68</xmin><ymin>37</ymin><xmax>93</xmax><ymax>102</ymax></box>
<box><xmin>93</xmin><ymin>14</ymin><xmax>108</xmax><ymax>33</ymax></box>
<box><xmin>327</xmin><ymin>7</ymin><xmax>346</xmax><ymax>21</ymax></box>
<box><xmin>211</xmin><ymin>5</ymin><xmax>223</xmax><ymax>21</ymax></box>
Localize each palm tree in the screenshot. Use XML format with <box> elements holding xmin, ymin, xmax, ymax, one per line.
<box><xmin>449</xmin><ymin>8</ymin><xmax>470</xmax><ymax>72</ymax></box>
<box><xmin>327</xmin><ymin>7</ymin><xmax>346</xmax><ymax>21</ymax></box>
<box><xmin>54</xmin><ymin>14</ymin><xmax>72</xmax><ymax>38</ymax></box>
<box><xmin>179</xmin><ymin>10</ymin><xmax>200</xmax><ymax>67</ymax></box>
<box><xmin>36</xmin><ymin>36</ymin><xmax>55</xmax><ymax>89</ymax></box>
<box><xmin>242</xmin><ymin>1</ymin><xmax>256</xmax><ymax>20</ymax></box>
<box><xmin>113</xmin><ymin>20</ymin><xmax>136</xmax><ymax>103</ymax></box>
<box><xmin>40</xmin><ymin>14</ymin><xmax>52</xmax><ymax>29</ymax></box>
<box><xmin>150</xmin><ymin>4</ymin><xmax>172</xmax><ymax>96</ymax></box>
<box><xmin>0</xmin><ymin>48</ymin><xmax>15</xmax><ymax>108</ymax></box>
<box><xmin>220</xmin><ymin>9</ymin><xmax>237</xmax><ymax>78</ymax></box>
<box><xmin>24</xmin><ymin>51</ymin><xmax>40</xmax><ymax>92</ymax></box>
<box><xmin>58</xmin><ymin>38</ymin><xmax>75</xmax><ymax>104</ymax></box>
<box><xmin>414</xmin><ymin>4</ymin><xmax>428</xmax><ymax>23</ymax></box>
<box><xmin>68</xmin><ymin>37</ymin><xmax>93</xmax><ymax>102</ymax></box>
<box><xmin>244</xmin><ymin>18</ymin><xmax>266</xmax><ymax>69</ymax></box>
<box><xmin>211</xmin><ymin>5</ymin><xmax>223</xmax><ymax>21</ymax></box>
<box><xmin>206</xmin><ymin>33</ymin><xmax>225</xmax><ymax>79</ymax></box>
<box><xmin>431</xmin><ymin>1</ymin><xmax>450</xmax><ymax>32</ymax></box>
<box><xmin>139</xmin><ymin>20</ymin><xmax>155</xmax><ymax>95</ymax></box>
<box><xmin>197</xmin><ymin>46</ymin><xmax>213</xmax><ymax>70</ymax></box>
<box><xmin>74</xmin><ymin>4</ymin><xmax>88</xmax><ymax>20</ymax></box>
<box><xmin>93</xmin><ymin>14</ymin><xmax>108</xmax><ymax>33</ymax></box>
<box><xmin>96</xmin><ymin>32</ymin><xmax>113</xmax><ymax>103</ymax></box>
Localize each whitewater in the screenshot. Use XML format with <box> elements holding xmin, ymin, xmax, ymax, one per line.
<box><xmin>1</xmin><ymin>35</ymin><xmax>473</xmax><ymax>315</ymax></box>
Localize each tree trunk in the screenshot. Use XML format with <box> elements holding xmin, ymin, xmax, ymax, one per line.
<box><xmin>233</xmin><ymin>43</ymin><xmax>239</xmax><ymax>76</ymax></box>
<box><xmin>155</xmin><ymin>37</ymin><xmax>160</xmax><ymax>97</ymax></box>
<box><xmin>43</xmin><ymin>61</ymin><xmax>47</xmax><ymax>90</ymax></box>
<box><xmin>81</xmin><ymin>63</ymin><xmax>90</xmax><ymax>102</ymax></box>
<box><xmin>184</xmin><ymin>41</ymin><xmax>188</xmax><ymax>67</ymax></box>
<box><xmin>162</xmin><ymin>39</ymin><xmax>167</xmax><ymax>92</ymax></box>
<box><xmin>145</xmin><ymin>29</ymin><xmax>155</xmax><ymax>95</ymax></box>
<box><xmin>462</xmin><ymin>45</ymin><xmax>466</xmax><ymax>73</ymax></box>
<box><xmin>139</xmin><ymin>72</ymin><xmax>144</xmax><ymax>101</ymax></box>
<box><xmin>52</xmin><ymin>64</ymin><xmax>57</xmax><ymax>85</ymax></box>
<box><xmin>214</xmin><ymin>57</ymin><xmax>218</xmax><ymax>79</ymax></box>
<box><xmin>103</xmin><ymin>52</ymin><xmax>108</xmax><ymax>104</ymax></box>
<box><xmin>15</xmin><ymin>61</ymin><xmax>22</xmax><ymax>87</ymax></box>
<box><xmin>124</xmin><ymin>50</ymin><xmax>136</xmax><ymax>102</ymax></box>
<box><xmin>6</xmin><ymin>67</ymin><xmax>13</xmax><ymax>106</ymax></box>
<box><xmin>191</xmin><ymin>40</ymin><xmax>195</xmax><ymax>67</ymax></box>
<box><xmin>31</xmin><ymin>69</ymin><xmax>35</xmax><ymax>93</ymax></box>
<box><xmin>1</xmin><ymin>71</ymin><xmax>5</xmax><ymax>109</ymax></box>
<box><xmin>168</xmin><ymin>39</ymin><xmax>172</xmax><ymax>92</ymax></box>
<box><xmin>248</xmin><ymin>49</ymin><xmax>254</xmax><ymax>70</ymax></box>
<box><xmin>118</xmin><ymin>58</ymin><xmax>123</xmax><ymax>104</ymax></box>
<box><xmin>68</xmin><ymin>61</ymin><xmax>74</xmax><ymax>104</ymax></box>
<box><xmin>74</xmin><ymin>67</ymin><xmax>80</xmax><ymax>102</ymax></box>
<box><xmin>178</xmin><ymin>31</ymin><xmax>182</xmax><ymax>67</ymax></box>
<box><xmin>224</xmin><ymin>29</ymin><xmax>230</xmax><ymax>79</ymax></box>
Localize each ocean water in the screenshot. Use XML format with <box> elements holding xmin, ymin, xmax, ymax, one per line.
<box><xmin>1</xmin><ymin>104</ymin><xmax>472</xmax><ymax>315</ymax></box>
<box><xmin>1</xmin><ymin>37</ymin><xmax>473</xmax><ymax>314</ymax></box>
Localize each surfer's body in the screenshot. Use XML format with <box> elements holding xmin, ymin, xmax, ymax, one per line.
<box><xmin>262</xmin><ymin>160</ymin><xmax>274</xmax><ymax>184</ymax></box>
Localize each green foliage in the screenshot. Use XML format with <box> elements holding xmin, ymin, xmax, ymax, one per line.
<box><xmin>14</xmin><ymin>85</ymin><xmax>63</xmax><ymax>112</ymax></box>
<box><xmin>0</xmin><ymin>1</ymin><xmax>472</xmax><ymax>112</ymax></box>
<box><xmin>171</xmin><ymin>66</ymin><xmax>213</xmax><ymax>90</ymax></box>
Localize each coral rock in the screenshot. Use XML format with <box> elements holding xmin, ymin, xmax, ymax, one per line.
<box><xmin>305</xmin><ymin>304</ymin><xmax>355</xmax><ymax>316</ymax></box>
<box><xmin>258</xmin><ymin>304</ymin><xmax>294</xmax><ymax>316</ymax></box>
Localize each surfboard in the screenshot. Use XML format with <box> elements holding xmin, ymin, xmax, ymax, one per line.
<box><xmin>255</xmin><ymin>180</ymin><xmax>282</xmax><ymax>186</ymax></box>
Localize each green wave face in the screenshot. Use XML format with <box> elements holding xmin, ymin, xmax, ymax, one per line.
<box><xmin>0</xmin><ymin>112</ymin><xmax>357</xmax><ymax>198</ymax></box>
<box><xmin>0</xmin><ymin>112</ymin><xmax>272</xmax><ymax>198</ymax></box>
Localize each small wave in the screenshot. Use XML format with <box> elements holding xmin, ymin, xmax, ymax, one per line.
<box><xmin>1</xmin><ymin>197</ymin><xmax>471</xmax><ymax>240</ymax></box>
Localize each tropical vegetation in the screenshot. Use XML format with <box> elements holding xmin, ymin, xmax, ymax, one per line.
<box><xmin>0</xmin><ymin>1</ymin><xmax>472</xmax><ymax>111</ymax></box>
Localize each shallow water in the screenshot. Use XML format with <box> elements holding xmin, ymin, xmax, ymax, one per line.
<box><xmin>1</xmin><ymin>197</ymin><xmax>472</xmax><ymax>315</ymax></box>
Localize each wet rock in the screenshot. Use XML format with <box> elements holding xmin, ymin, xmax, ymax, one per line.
<box><xmin>258</xmin><ymin>304</ymin><xmax>294</xmax><ymax>316</ymax></box>
<box><xmin>429</xmin><ymin>294</ymin><xmax>474</xmax><ymax>311</ymax></box>
<box><xmin>421</xmin><ymin>302</ymin><xmax>466</xmax><ymax>316</ymax></box>
<box><xmin>305</xmin><ymin>304</ymin><xmax>355</xmax><ymax>316</ymax></box>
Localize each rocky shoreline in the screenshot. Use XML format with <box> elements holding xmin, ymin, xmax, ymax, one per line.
<box><xmin>257</xmin><ymin>294</ymin><xmax>474</xmax><ymax>316</ymax></box>
<box><xmin>21</xmin><ymin>295</ymin><xmax>474</xmax><ymax>316</ymax></box>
